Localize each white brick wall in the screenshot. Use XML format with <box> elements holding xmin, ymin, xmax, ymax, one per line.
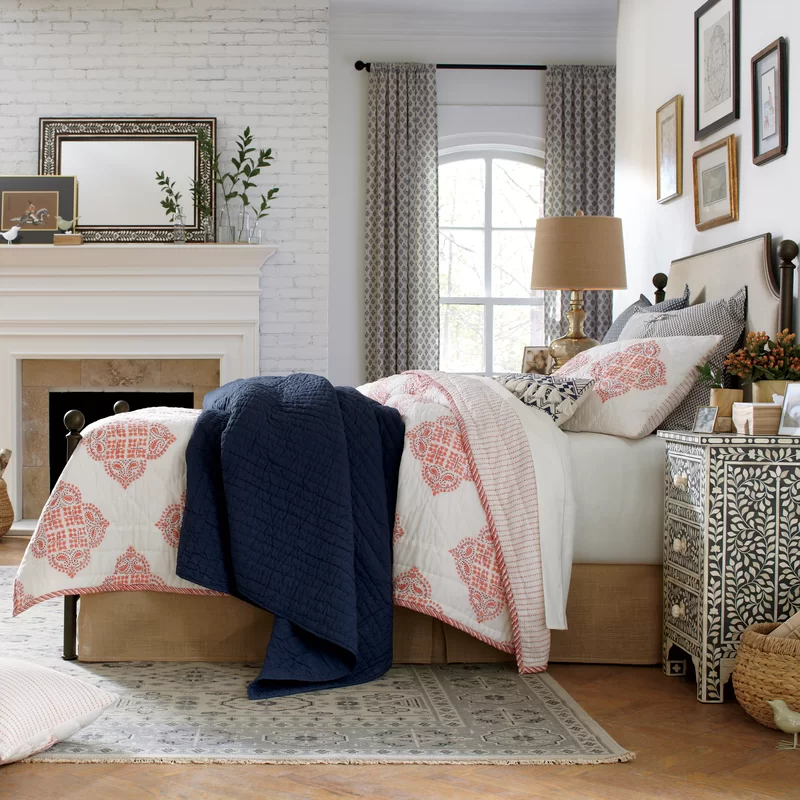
<box><xmin>0</xmin><ymin>0</ymin><xmax>329</xmax><ymax>375</ymax></box>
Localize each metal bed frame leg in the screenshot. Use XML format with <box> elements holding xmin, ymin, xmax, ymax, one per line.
<box><xmin>63</xmin><ymin>595</ymin><xmax>78</xmax><ymax>661</ymax></box>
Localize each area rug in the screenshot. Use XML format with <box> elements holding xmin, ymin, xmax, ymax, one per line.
<box><xmin>0</xmin><ymin>567</ymin><xmax>632</xmax><ymax>764</ymax></box>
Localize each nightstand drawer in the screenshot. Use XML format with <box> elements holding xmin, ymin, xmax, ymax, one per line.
<box><xmin>665</xmin><ymin>579</ymin><xmax>701</xmax><ymax>644</ymax></box>
<box><xmin>666</xmin><ymin>515</ymin><xmax>703</xmax><ymax>577</ymax></box>
<box><xmin>666</xmin><ymin>452</ymin><xmax>704</xmax><ymax>509</ymax></box>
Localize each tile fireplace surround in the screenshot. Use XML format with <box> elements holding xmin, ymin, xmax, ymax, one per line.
<box><xmin>0</xmin><ymin>244</ymin><xmax>276</xmax><ymax>527</ymax></box>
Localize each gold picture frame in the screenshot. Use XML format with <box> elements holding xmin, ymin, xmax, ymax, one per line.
<box><xmin>692</xmin><ymin>134</ymin><xmax>738</xmax><ymax>231</ymax></box>
<box><xmin>0</xmin><ymin>175</ymin><xmax>77</xmax><ymax>244</ymax></box>
<box><xmin>656</xmin><ymin>95</ymin><xmax>683</xmax><ymax>203</ymax></box>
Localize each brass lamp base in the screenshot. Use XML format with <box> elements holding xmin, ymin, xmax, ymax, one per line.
<box><xmin>549</xmin><ymin>289</ymin><xmax>600</xmax><ymax>370</ymax></box>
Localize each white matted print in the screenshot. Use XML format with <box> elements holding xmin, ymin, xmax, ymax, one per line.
<box><xmin>779</xmin><ymin>384</ymin><xmax>800</xmax><ymax>435</ymax></box>
<box><xmin>521</xmin><ymin>345</ymin><xmax>552</xmax><ymax>375</ymax></box>
<box><xmin>656</xmin><ymin>95</ymin><xmax>682</xmax><ymax>203</ymax></box>
<box><xmin>693</xmin><ymin>405</ymin><xmax>719</xmax><ymax>433</ymax></box>
<box><xmin>751</xmin><ymin>38</ymin><xmax>787</xmax><ymax>166</ymax></box>
<box><xmin>694</xmin><ymin>0</ymin><xmax>739</xmax><ymax>139</ymax></box>
<box><xmin>693</xmin><ymin>134</ymin><xmax>737</xmax><ymax>231</ymax></box>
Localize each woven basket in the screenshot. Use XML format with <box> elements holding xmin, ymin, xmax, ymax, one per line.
<box><xmin>732</xmin><ymin>622</ymin><xmax>800</xmax><ymax>729</ymax></box>
<box><xmin>0</xmin><ymin>477</ymin><xmax>12</xmax><ymax>538</ymax></box>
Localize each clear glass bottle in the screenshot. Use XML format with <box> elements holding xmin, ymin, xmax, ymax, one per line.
<box><xmin>172</xmin><ymin>209</ymin><xmax>187</xmax><ymax>244</ymax></box>
<box><xmin>217</xmin><ymin>207</ymin><xmax>235</xmax><ymax>243</ymax></box>
<box><xmin>237</xmin><ymin>207</ymin><xmax>255</xmax><ymax>243</ymax></box>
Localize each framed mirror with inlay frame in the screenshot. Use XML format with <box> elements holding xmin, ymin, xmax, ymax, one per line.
<box><xmin>39</xmin><ymin>117</ymin><xmax>216</xmax><ymax>243</ymax></box>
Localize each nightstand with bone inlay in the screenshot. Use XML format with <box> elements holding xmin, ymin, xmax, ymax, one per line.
<box><xmin>658</xmin><ymin>430</ymin><xmax>800</xmax><ymax>703</ymax></box>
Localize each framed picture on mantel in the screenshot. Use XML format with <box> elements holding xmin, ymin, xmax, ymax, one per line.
<box><xmin>694</xmin><ymin>0</ymin><xmax>740</xmax><ymax>140</ymax></box>
<box><xmin>0</xmin><ymin>175</ymin><xmax>77</xmax><ymax>244</ymax></box>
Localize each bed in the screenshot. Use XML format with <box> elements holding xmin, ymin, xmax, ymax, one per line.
<box><xmin>14</xmin><ymin>232</ymin><xmax>793</xmax><ymax>670</ymax></box>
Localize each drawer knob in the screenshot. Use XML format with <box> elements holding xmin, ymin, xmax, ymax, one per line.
<box><xmin>671</xmin><ymin>601</ymin><xmax>686</xmax><ymax>619</ymax></box>
<box><xmin>672</xmin><ymin>537</ymin><xmax>685</xmax><ymax>553</ymax></box>
<box><xmin>673</xmin><ymin>472</ymin><xmax>689</xmax><ymax>489</ymax></box>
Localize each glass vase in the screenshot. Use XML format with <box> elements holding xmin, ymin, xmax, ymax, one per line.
<box><xmin>237</xmin><ymin>208</ymin><xmax>255</xmax><ymax>243</ymax></box>
<box><xmin>172</xmin><ymin>211</ymin><xmax>187</xmax><ymax>244</ymax></box>
<box><xmin>217</xmin><ymin>208</ymin><xmax>236</xmax><ymax>243</ymax></box>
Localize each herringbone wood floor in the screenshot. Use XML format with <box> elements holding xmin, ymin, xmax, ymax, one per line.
<box><xmin>1</xmin><ymin>535</ymin><xmax>795</xmax><ymax>799</ymax></box>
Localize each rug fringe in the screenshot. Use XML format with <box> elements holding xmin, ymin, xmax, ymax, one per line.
<box><xmin>29</xmin><ymin>752</ymin><xmax>635</xmax><ymax>766</ymax></box>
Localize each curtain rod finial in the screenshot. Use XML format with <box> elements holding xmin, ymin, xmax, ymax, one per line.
<box><xmin>355</xmin><ymin>60</ymin><xmax>370</xmax><ymax>72</ymax></box>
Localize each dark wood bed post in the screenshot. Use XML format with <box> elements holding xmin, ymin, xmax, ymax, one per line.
<box><xmin>61</xmin><ymin>400</ymin><xmax>130</xmax><ymax>661</ymax></box>
<box><xmin>653</xmin><ymin>273</ymin><xmax>668</xmax><ymax>304</ymax></box>
<box><xmin>778</xmin><ymin>239</ymin><xmax>798</xmax><ymax>333</ymax></box>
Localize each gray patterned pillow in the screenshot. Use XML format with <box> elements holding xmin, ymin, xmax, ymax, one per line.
<box><xmin>494</xmin><ymin>373</ymin><xmax>595</xmax><ymax>427</ymax></box>
<box><xmin>602</xmin><ymin>284</ymin><xmax>690</xmax><ymax>344</ymax></box>
<box><xmin>617</xmin><ymin>287</ymin><xmax>747</xmax><ymax>430</ymax></box>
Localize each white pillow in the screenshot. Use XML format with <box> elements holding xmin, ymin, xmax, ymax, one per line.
<box><xmin>555</xmin><ymin>336</ymin><xmax>722</xmax><ymax>438</ymax></box>
<box><xmin>0</xmin><ymin>658</ymin><xmax>117</xmax><ymax>764</ymax></box>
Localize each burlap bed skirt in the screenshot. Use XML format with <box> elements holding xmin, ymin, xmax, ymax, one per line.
<box><xmin>78</xmin><ymin>564</ymin><xmax>662</xmax><ymax>665</ymax></box>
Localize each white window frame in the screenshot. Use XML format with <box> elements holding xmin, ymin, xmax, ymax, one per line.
<box><xmin>439</xmin><ymin>148</ymin><xmax>545</xmax><ymax>376</ymax></box>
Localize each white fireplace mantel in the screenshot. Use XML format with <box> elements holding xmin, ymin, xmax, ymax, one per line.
<box><xmin>0</xmin><ymin>244</ymin><xmax>276</xmax><ymax>519</ymax></box>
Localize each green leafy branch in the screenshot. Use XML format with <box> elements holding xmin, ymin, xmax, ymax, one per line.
<box><xmin>155</xmin><ymin>171</ymin><xmax>184</xmax><ymax>224</ymax></box>
<box><xmin>695</xmin><ymin>362</ymin><xmax>725</xmax><ymax>389</ymax></box>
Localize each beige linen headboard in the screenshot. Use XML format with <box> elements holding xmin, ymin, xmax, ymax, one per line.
<box><xmin>659</xmin><ymin>234</ymin><xmax>785</xmax><ymax>336</ymax></box>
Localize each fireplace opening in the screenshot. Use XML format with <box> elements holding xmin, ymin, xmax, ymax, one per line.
<box><xmin>48</xmin><ymin>391</ymin><xmax>194</xmax><ymax>489</ymax></box>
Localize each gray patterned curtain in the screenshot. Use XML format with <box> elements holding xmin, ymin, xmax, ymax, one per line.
<box><xmin>543</xmin><ymin>65</ymin><xmax>617</xmax><ymax>344</ymax></box>
<box><xmin>364</xmin><ymin>62</ymin><xmax>439</xmax><ymax>382</ymax></box>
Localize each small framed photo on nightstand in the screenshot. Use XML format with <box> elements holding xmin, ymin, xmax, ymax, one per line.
<box><xmin>778</xmin><ymin>384</ymin><xmax>800</xmax><ymax>434</ymax></box>
<box><xmin>693</xmin><ymin>406</ymin><xmax>719</xmax><ymax>433</ymax></box>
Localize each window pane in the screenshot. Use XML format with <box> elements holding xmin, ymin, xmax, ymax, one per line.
<box><xmin>492</xmin><ymin>159</ymin><xmax>543</xmax><ymax>228</ymax></box>
<box><xmin>439</xmin><ymin>230</ymin><xmax>484</xmax><ymax>297</ymax></box>
<box><xmin>492</xmin><ymin>230</ymin><xmax>538</xmax><ymax>298</ymax></box>
<box><xmin>439</xmin><ymin>159</ymin><xmax>485</xmax><ymax>227</ymax></box>
<box><xmin>493</xmin><ymin>304</ymin><xmax>544</xmax><ymax>373</ymax></box>
<box><xmin>440</xmin><ymin>304</ymin><xmax>485</xmax><ymax>373</ymax></box>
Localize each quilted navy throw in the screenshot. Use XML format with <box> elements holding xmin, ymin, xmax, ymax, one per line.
<box><xmin>176</xmin><ymin>374</ymin><xmax>404</xmax><ymax>699</ymax></box>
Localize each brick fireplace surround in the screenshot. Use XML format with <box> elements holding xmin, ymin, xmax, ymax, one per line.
<box><xmin>0</xmin><ymin>244</ymin><xmax>276</xmax><ymax>528</ymax></box>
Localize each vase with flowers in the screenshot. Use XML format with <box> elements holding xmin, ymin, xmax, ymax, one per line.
<box><xmin>724</xmin><ymin>330</ymin><xmax>800</xmax><ymax>403</ymax></box>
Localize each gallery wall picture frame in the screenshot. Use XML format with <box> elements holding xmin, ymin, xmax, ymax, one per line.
<box><xmin>39</xmin><ymin>117</ymin><xmax>216</xmax><ymax>243</ymax></box>
<box><xmin>0</xmin><ymin>175</ymin><xmax>77</xmax><ymax>244</ymax></box>
<box><xmin>692</xmin><ymin>134</ymin><xmax>738</xmax><ymax>231</ymax></box>
<box><xmin>694</xmin><ymin>0</ymin><xmax>740</xmax><ymax>140</ymax></box>
<box><xmin>751</xmin><ymin>37</ymin><xmax>788</xmax><ymax>166</ymax></box>
<box><xmin>656</xmin><ymin>95</ymin><xmax>683</xmax><ymax>203</ymax></box>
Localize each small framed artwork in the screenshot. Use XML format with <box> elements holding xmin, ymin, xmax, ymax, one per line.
<box><xmin>0</xmin><ymin>175</ymin><xmax>77</xmax><ymax>244</ymax></box>
<box><xmin>694</xmin><ymin>0</ymin><xmax>739</xmax><ymax>140</ymax></box>
<box><xmin>693</xmin><ymin>405</ymin><xmax>719</xmax><ymax>433</ymax></box>
<box><xmin>656</xmin><ymin>95</ymin><xmax>683</xmax><ymax>203</ymax></box>
<box><xmin>778</xmin><ymin>384</ymin><xmax>800</xmax><ymax>435</ymax></box>
<box><xmin>521</xmin><ymin>346</ymin><xmax>553</xmax><ymax>375</ymax></box>
<box><xmin>751</xmin><ymin>38</ymin><xmax>788</xmax><ymax>166</ymax></box>
<box><xmin>692</xmin><ymin>134</ymin><xmax>738</xmax><ymax>231</ymax></box>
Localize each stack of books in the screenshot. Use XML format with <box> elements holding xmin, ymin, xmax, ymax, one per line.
<box><xmin>732</xmin><ymin>402</ymin><xmax>782</xmax><ymax>435</ymax></box>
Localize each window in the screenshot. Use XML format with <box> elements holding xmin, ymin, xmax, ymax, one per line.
<box><xmin>439</xmin><ymin>151</ymin><xmax>544</xmax><ymax>375</ymax></box>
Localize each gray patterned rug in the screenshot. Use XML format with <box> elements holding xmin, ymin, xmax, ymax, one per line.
<box><xmin>0</xmin><ymin>568</ymin><xmax>632</xmax><ymax>764</ymax></box>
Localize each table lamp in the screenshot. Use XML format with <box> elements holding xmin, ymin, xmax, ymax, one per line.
<box><xmin>531</xmin><ymin>211</ymin><xmax>627</xmax><ymax>369</ymax></box>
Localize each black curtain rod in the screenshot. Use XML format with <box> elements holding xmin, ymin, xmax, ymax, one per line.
<box><xmin>354</xmin><ymin>61</ymin><xmax>546</xmax><ymax>72</ymax></box>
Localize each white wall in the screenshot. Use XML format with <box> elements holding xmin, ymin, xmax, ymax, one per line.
<box><xmin>328</xmin><ymin>23</ymin><xmax>615</xmax><ymax>386</ymax></box>
<box><xmin>615</xmin><ymin>0</ymin><xmax>800</xmax><ymax>313</ymax></box>
<box><xmin>0</xmin><ymin>0</ymin><xmax>329</xmax><ymax>376</ymax></box>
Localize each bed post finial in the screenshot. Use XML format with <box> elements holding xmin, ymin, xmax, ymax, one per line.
<box><xmin>64</xmin><ymin>410</ymin><xmax>85</xmax><ymax>461</ymax></box>
<box><xmin>778</xmin><ymin>239</ymin><xmax>798</xmax><ymax>334</ymax></box>
<box><xmin>653</xmin><ymin>272</ymin><xmax>668</xmax><ymax>304</ymax></box>
<box><xmin>114</xmin><ymin>400</ymin><xmax>130</xmax><ymax>415</ymax></box>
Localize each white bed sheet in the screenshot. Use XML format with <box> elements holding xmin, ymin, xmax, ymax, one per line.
<box><xmin>565</xmin><ymin>431</ymin><xmax>665</xmax><ymax>565</ymax></box>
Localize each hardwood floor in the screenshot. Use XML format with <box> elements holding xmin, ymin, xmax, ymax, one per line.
<box><xmin>1</xmin><ymin>535</ymin><xmax>795</xmax><ymax>799</ymax></box>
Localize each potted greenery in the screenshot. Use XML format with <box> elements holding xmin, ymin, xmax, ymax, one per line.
<box><xmin>725</xmin><ymin>330</ymin><xmax>800</xmax><ymax>403</ymax></box>
<box><xmin>696</xmin><ymin>362</ymin><xmax>743</xmax><ymax>417</ymax></box>
<box><xmin>155</xmin><ymin>171</ymin><xmax>186</xmax><ymax>243</ymax></box>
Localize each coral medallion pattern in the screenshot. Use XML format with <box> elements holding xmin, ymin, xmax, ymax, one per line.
<box><xmin>84</xmin><ymin>420</ymin><xmax>177</xmax><ymax>488</ymax></box>
<box><xmin>100</xmin><ymin>546</ymin><xmax>169</xmax><ymax>591</ymax></box>
<box><xmin>406</xmin><ymin>415</ymin><xmax>473</xmax><ymax>495</ymax></box>
<box><xmin>449</xmin><ymin>527</ymin><xmax>506</xmax><ymax>623</ymax></box>
<box><xmin>30</xmin><ymin>482</ymin><xmax>110</xmax><ymax>578</ymax></box>
<box><xmin>156</xmin><ymin>493</ymin><xmax>186</xmax><ymax>548</ymax></box>
<box><xmin>562</xmin><ymin>340</ymin><xmax>667</xmax><ymax>403</ymax></box>
<box><xmin>393</xmin><ymin>567</ymin><xmax>443</xmax><ymax>615</ymax></box>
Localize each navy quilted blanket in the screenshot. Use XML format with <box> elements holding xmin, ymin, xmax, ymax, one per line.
<box><xmin>176</xmin><ymin>374</ymin><xmax>404</xmax><ymax>699</ymax></box>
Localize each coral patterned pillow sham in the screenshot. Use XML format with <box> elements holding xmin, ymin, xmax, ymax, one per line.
<box><xmin>494</xmin><ymin>373</ymin><xmax>595</xmax><ymax>426</ymax></box>
<box><xmin>0</xmin><ymin>658</ymin><xmax>117</xmax><ymax>764</ymax></box>
<box><xmin>555</xmin><ymin>336</ymin><xmax>722</xmax><ymax>438</ymax></box>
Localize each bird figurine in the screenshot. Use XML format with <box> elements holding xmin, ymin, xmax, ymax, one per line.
<box><xmin>767</xmin><ymin>700</ymin><xmax>800</xmax><ymax>750</ymax></box>
<box><xmin>1</xmin><ymin>226</ymin><xmax>20</xmax><ymax>244</ymax></box>
<box><xmin>56</xmin><ymin>215</ymin><xmax>79</xmax><ymax>233</ymax></box>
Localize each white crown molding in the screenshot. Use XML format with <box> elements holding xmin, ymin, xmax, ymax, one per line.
<box><xmin>330</xmin><ymin>11</ymin><xmax>616</xmax><ymax>44</ymax></box>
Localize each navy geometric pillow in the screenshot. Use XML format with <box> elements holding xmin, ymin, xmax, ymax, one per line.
<box><xmin>494</xmin><ymin>373</ymin><xmax>595</xmax><ymax>427</ymax></box>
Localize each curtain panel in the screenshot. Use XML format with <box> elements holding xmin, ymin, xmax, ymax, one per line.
<box><xmin>364</xmin><ymin>62</ymin><xmax>440</xmax><ymax>382</ymax></box>
<box><xmin>543</xmin><ymin>64</ymin><xmax>617</xmax><ymax>344</ymax></box>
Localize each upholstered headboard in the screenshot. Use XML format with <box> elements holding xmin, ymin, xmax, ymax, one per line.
<box><xmin>655</xmin><ymin>233</ymin><xmax>796</xmax><ymax>336</ymax></box>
